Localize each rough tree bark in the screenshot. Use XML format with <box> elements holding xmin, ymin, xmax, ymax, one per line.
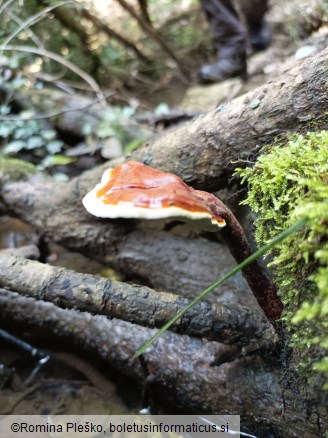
<box><xmin>127</xmin><ymin>47</ymin><xmax>328</xmax><ymax>190</ymax></box>
<box><xmin>0</xmin><ymin>254</ymin><xmax>276</xmax><ymax>350</ymax></box>
<box><xmin>0</xmin><ymin>289</ymin><xmax>326</xmax><ymax>438</ymax></box>
<box><xmin>0</xmin><ymin>164</ymin><xmax>251</xmax><ymax>300</ymax></box>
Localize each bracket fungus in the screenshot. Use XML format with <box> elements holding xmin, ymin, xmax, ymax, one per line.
<box><xmin>83</xmin><ymin>160</ymin><xmax>283</xmax><ymax>320</ymax></box>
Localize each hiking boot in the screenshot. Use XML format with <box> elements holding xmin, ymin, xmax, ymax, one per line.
<box><xmin>199</xmin><ymin>52</ymin><xmax>247</xmax><ymax>84</ymax></box>
<box><xmin>248</xmin><ymin>18</ymin><xmax>271</xmax><ymax>51</ymax></box>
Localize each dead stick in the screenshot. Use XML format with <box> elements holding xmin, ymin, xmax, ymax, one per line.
<box><xmin>0</xmin><ymin>254</ymin><xmax>276</xmax><ymax>350</ymax></box>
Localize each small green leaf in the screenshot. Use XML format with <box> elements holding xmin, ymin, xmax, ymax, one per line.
<box><xmin>9</xmin><ymin>57</ymin><xmax>20</xmax><ymax>69</ymax></box>
<box><xmin>52</xmin><ymin>172</ymin><xmax>69</xmax><ymax>182</ymax></box>
<box><xmin>41</xmin><ymin>154</ymin><xmax>75</xmax><ymax>168</ymax></box>
<box><xmin>82</xmin><ymin>123</ymin><xmax>93</xmax><ymax>136</ymax></box>
<box><xmin>13</xmin><ymin>127</ymin><xmax>32</xmax><ymax>139</ymax></box>
<box><xmin>121</xmin><ymin>106</ymin><xmax>135</xmax><ymax>119</ymax></box>
<box><xmin>0</xmin><ymin>105</ymin><xmax>10</xmax><ymax>115</ymax></box>
<box><xmin>0</xmin><ymin>123</ymin><xmax>13</xmax><ymax>137</ymax></box>
<box><xmin>20</xmin><ymin>111</ymin><xmax>36</xmax><ymax>120</ymax></box>
<box><xmin>46</xmin><ymin>140</ymin><xmax>63</xmax><ymax>154</ymax></box>
<box><xmin>124</xmin><ymin>138</ymin><xmax>144</xmax><ymax>154</ymax></box>
<box><xmin>154</xmin><ymin>102</ymin><xmax>170</xmax><ymax>115</ymax></box>
<box><xmin>27</xmin><ymin>136</ymin><xmax>44</xmax><ymax>149</ymax></box>
<box><xmin>3</xmin><ymin>140</ymin><xmax>26</xmax><ymax>154</ymax></box>
<box><xmin>97</xmin><ymin>126</ymin><xmax>116</xmax><ymax>138</ymax></box>
<box><xmin>41</xmin><ymin>130</ymin><xmax>57</xmax><ymax>141</ymax></box>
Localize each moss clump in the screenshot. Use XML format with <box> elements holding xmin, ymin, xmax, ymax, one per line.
<box><xmin>0</xmin><ymin>157</ymin><xmax>37</xmax><ymax>184</ymax></box>
<box><xmin>236</xmin><ymin>131</ymin><xmax>328</xmax><ymax>386</ymax></box>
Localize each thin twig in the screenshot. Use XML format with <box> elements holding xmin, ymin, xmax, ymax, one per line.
<box><xmin>0</xmin><ymin>328</ymin><xmax>43</xmax><ymax>357</ymax></box>
<box><xmin>2</xmin><ymin>383</ymin><xmax>41</xmax><ymax>414</ymax></box>
<box><xmin>81</xmin><ymin>7</ymin><xmax>151</xmax><ymax>65</ymax></box>
<box><xmin>115</xmin><ymin>0</ymin><xmax>190</xmax><ymax>80</ymax></box>
<box><xmin>5</xmin><ymin>10</ymin><xmax>45</xmax><ymax>50</ymax></box>
<box><xmin>1</xmin><ymin>1</ymin><xmax>74</xmax><ymax>50</ymax></box>
<box><xmin>0</xmin><ymin>45</ymin><xmax>105</xmax><ymax>101</ymax></box>
<box><xmin>0</xmin><ymin>328</ymin><xmax>50</xmax><ymax>386</ymax></box>
<box><xmin>0</xmin><ymin>92</ymin><xmax>115</xmax><ymax>121</ymax></box>
<box><xmin>0</xmin><ymin>0</ymin><xmax>16</xmax><ymax>16</ymax></box>
<box><xmin>137</xmin><ymin>0</ymin><xmax>151</xmax><ymax>24</ymax></box>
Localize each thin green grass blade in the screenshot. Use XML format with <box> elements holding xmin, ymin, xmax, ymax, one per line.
<box><xmin>133</xmin><ymin>218</ymin><xmax>308</xmax><ymax>359</ymax></box>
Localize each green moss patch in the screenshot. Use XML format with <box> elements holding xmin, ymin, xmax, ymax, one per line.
<box><xmin>237</xmin><ymin>131</ymin><xmax>328</xmax><ymax>386</ymax></box>
<box><xmin>0</xmin><ymin>157</ymin><xmax>37</xmax><ymax>184</ymax></box>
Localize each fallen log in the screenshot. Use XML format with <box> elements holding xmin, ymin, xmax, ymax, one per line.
<box><xmin>0</xmin><ymin>254</ymin><xmax>276</xmax><ymax>350</ymax></box>
<box><xmin>127</xmin><ymin>47</ymin><xmax>328</xmax><ymax>190</ymax></box>
<box><xmin>0</xmin><ymin>289</ymin><xmax>326</xmax><ymax>437</ymax></box>
<box><xmin>0</xmin><ymin>169</ymin><xmax>252</xmax><ymax>299</ymax></box>
<box><xmin>1</xmin><ymin>50</ymin><xmax>326</xmax><ymax>296</ymax></box>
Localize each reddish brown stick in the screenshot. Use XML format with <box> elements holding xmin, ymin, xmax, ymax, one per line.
<box><xmin>194</xmin><ymin>191</ymin><xmax>283</xmax><ymax>320</ymax></box>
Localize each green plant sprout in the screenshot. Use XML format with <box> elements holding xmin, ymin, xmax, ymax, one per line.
<box><xmin>133</xmin><ymin>217</ymin><xmax>307</xmax><ymax>359</ymax></box>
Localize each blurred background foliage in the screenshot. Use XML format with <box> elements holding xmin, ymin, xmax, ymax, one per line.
<box><xmin>0</xmin><ymin>0</ymin><xmax>327</xmax><ymax>174</ymax></box>
<box><xmin>0</xmin><ymin>0</ymin><xmax>212</xmax><ymax>173</ymax></box>
<box><xmin>1</xmin><ymin>0</ymin><xmax>326</xmax><ymax>91</ymax></box>
<box><xmin>0</xmin><ymin>0</ymin><xmax>210</xmax><ymax>87</ymax></box>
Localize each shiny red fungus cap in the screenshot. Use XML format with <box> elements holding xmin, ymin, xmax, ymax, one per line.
<box><xmin>82</xmin><ymin>161</ymin><xmax>226</xmax><ymax>231</ymax></box>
